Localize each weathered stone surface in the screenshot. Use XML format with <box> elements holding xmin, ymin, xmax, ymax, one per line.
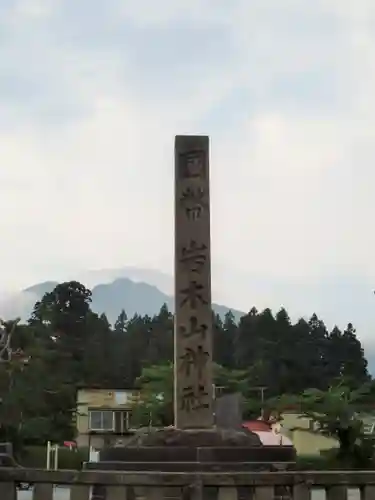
<box><xmin>84</xmin><ymin>136</ymin><xmax>297</xmax><ymax>489</ymax></box>
<box><xmin>215</xmin><ymin>393</ymin><xmax>243</xmax><ymax>429</ymax></box>
<box><xmin>86</xmin><ymin>458</ymin><xmax>296</xmax><ymax>472</ymax></box>
<box><xmin>174</xmin><ymin>135</ymin><xmax>213</xmax><ymax>429</ymax></box>
<box><xmin>97</xmin><ymin>445</ymin><xmax>296</xmax><ymax>465</ymax></box>
<box><xmin>124</xmin><ymin>427</ymin><xmax>262</xmax><ymax>447</ymax></box>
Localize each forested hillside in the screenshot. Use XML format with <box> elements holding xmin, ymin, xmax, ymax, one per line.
<box><xmin>0</xmin><ymin>280</ymin><xmax>369</xmax><ymax>446</ymax></box>
<box><xmin>0</xmin><ymin>277</ymin><xmax>243</xmax><ymax>323</ymax></box>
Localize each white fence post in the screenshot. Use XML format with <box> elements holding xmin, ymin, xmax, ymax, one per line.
<box><xmin>53</xmin><ymin>443</ymin><xmax>59</xmax><ymax>470</ymax></box>
<box><xmin>46</xmin><ymin>441</ymin><xmax>51</xmax><ymax>470</ymax></box>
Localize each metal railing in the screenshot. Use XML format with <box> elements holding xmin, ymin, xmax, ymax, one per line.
<box><xmin>0</xmin><ymin>468</ymin><xmax>373</xmax><ymax>500</ymax></box>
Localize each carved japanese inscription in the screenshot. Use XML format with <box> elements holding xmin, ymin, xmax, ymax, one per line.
<box><xmin>178</xmin><ymin>150</ymin><xmax>207</xmax><ymax>179</ymax></box>
<box><xmin>178</xmin><ymin>316</ymin><xmax>207</xmax><ymax>340</ymax></box>
<box><xmin>174</xmin><ymin>135</ymin><xmax>213</xmax><ymax>429</ymax></box>
<box><xmin>179</xmin><ymin>186</ymin><xmax>208</xmax><ymax>221</ymax></box>
<box><xmin>179</xmin><ymin>240</ymin><xmax>207</xmax><ymax>274</ymax></box>
<box><xmin>179</xmin><ymin>345</ymin><xmax>209</xmax><ymax>378</ymax></box>
<box><xmin>179</xmin><ymin>281</ymin><xmax>208</xmax><ymax>308</ymax></box>
<box><xmin>180</xmin><ymin>385</ymin><xmax>209</xmax><ymax>412</ymax></box>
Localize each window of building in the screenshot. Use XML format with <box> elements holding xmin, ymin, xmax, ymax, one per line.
<box><xmin>114</xmin><ymin>391</ymin><xmax>129</xmax><ymax>405</ymax></box>
<box><xmin>89</xmin><ymin>411</ymin><xmax>114</xmax><ymax>431</ymax></box>
<box><xmin>114</xmin><ymin>410</ymin><xmax>131</xmax><ymax>433</ymax></box>
<box><xmin>363</xmin><ymin>422</ymin><xmax>375</xmax><ymax>435</ymax></box>
<box><xmin>308</xmin><ymin>419</ymin><xmax>319</xmax><ymax>432</ymax></box>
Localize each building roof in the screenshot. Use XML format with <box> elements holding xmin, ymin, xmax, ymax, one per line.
<box><xmin>242</xmin><ymin>420</ymin><xmax>271</xmax><ymax>432</ymax></box>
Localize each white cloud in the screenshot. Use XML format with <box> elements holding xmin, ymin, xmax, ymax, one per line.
<box><xmin>9</xmin><ymin>0</ymin><xmax>57</xmax><ymax>20</ymax></box>
<box><xmin>1</xmin><ymin>0</ymin><xmax>375</xmax><ymax>346</ymax></box>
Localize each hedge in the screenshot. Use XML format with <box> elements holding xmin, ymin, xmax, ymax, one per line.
<box><xmin>19</xmin><ymin>446</ymin><xmax>89</xmax><ymax>469</ymax></box>
<box><xmin>295</xmin><ymin>454</ymin><xmax>330</xmax><ymax>470</ymax></box>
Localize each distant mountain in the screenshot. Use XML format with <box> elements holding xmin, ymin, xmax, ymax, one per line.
<box><xmin>75</xmin><ymin>267</ymin><xmax>174</xmax><ymax>295</ymax></box>
<box><xmin>0</xmin><ymin>276</ymin><xmax>243</xmax><ymax>325</ymax></box>
<box><xmin>91</xmin><ymin>278</ymin><xmax>243</xmax><ymax>322</ymax></box>
<box><xmin>24</xmin><ymin>281</ymin><xmax>60</xmax><ymax>296</ymax></box>
<box><xmin>1</xmin><ymin>267</ymin><xmax>375</xmax><ymax>375</ymax></box>
<box><xmin>93</xmin><ymin>278</ymin><xmax>172</xmax><ymax>320</ymax></box>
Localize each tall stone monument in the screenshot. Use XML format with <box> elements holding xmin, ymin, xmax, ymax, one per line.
<box><xmin>174</xmin><ymin>135</ymin><xmax>213</xmax><ymax>429</ymax></box>
<box><xmin>87</xmin><ymin>135</ymin><xmax>295</xmax><ymax>491</ymax></box>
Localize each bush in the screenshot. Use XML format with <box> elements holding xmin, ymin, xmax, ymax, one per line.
<box><xmin>321</xmin><ymin>442</ymin><xmax>375</xmax><ymax>470</ymax></box>
<box><xmin>19</xmin><ymin>446</ymin><xmax>89</xmax><ymax>469</ymax></box>
<box><xmin>296</xmin><ymin>446</ymin><xmax>375</xmax><ymax>471</ymax></box>
<box><xmin>295</xmin><ymin>455</ymin><xmax>329</xmax><ymax>470</ymax></box>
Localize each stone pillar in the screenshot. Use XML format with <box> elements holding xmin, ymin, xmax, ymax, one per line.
<box><xmin>174</xmin><ymin>135</ymin><xmax>213</xmax><ymax>429</ymax></box>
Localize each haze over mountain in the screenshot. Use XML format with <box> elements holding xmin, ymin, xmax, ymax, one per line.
<box><xmin>0</xmin><ymin>268</ymin><xmax>243</xmax><ymax>325</ymax></box>
<box><xmin>1</xmin><ymin>3</ymin><xmax>375</xmax><ymax>374</ymax></box>
<box><xmin>0</xmin><ymin>267</ymin><xmax>375</xmax><ymax>374</ymax></box>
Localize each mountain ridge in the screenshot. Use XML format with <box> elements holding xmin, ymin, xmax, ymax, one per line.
<box><xmin>1</xmin><ymin>267</ymin><xmax>375</xmax><ymax>374</ymax></box>
<box><xmin>3</xmin><ymin>276</ymin><xmax>243</xmax><ymax>325</ymax></box>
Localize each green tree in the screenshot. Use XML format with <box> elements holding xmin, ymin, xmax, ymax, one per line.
<box><xmin>214</xmin><ymin>311</ymin><xmax>236</xmax><ymax>368</ymax></box>
<box><xmin>114</xmin><ymin>309</ymin><xmax>128</xmax><ymax>334</ymax></box>
<box><xmin>326</xmin><ymin>324</ymin><xmax>369</xmax><ymax>388</ymax></box>
<box><xmin>132</xmin><ymin>363</ymin><xmax>173</xmax><ymax>427</ymax></box>
<box><xmin>233</xmin><ymin>306</ymin><xmax>258</xmax><ymax>369</ymax></box>
<box><xmin>29</xmin><ymin>281</ymin><xmax>93</xmax><ymax>377</ymax></box>
<box><xmin>27</xmin><ymin>282</ymin><xmax>94</xmax><ymax>440</ymax></box>
<box><xmin>84</xmin><ymin>312</ymin><xmax>115</xmax><ymax>388</ymax></box>
<box><xmin>147</xmin><ymin>304</ymin><xmax>173</xmax><ymax>364</ymax></box>
<box><xmin>132</xmin><ymin>362</ymin><xmax>251</xmax><ymax>427</ymax></box>
<box><xmin>340</xmin><ymin>323</ymin><xmax>369</xmax><ymax>384</ymax></box>
<box><xmin>268</xmin><ymin>308</ymin><xmax>294</xmax><ymax>394</ymax></box>
<box><xmin>326</xmin><ymin>325</ymin><xmax>343</xmax><ymax>381</ymax></box>
<box><xmin>273</xmin><ymin>382</ymin><xmax>374</xmax><ymax>467</ymax></box>
<box><xmin>307</xmin><ymin>314</ymin><xmax>330</xmax><ymax>389</ymax></box>
<box><xmin>0</xmin><ymin>318</ymin><xmax>52</xmax><ymax>450</ymax></box>
<box><xmin>0</xmin><ymin>281</ymin><xmax>369</xmax><ymax>447</ymax></box>
<box><xmin>243</xmin><ymin>308</ymin><xmax>277</xmax><ymax>394</ymax></box>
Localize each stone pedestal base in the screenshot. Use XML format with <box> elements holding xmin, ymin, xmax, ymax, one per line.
<box><xmin>87</xmin><ymin>428</ymin><xmax>296</xmax><ymax>499</ymax></box>
<box><xmin>123</xmin><ymin>427</ymin><xmax>263</xmax><ymax>448</ymax></box>
<box><xmin>85</xmin><ymin>427</ymin><xmax>296</xmax><ymax>473</ymax></box>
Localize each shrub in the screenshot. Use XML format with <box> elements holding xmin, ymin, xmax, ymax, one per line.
<box><xmin>19</xmin><ymin>446</ymin><xmax>89</xmax><ymax>469</ymax></box>
<box><xmin>295</xmin><ymin>455</ymin><xmax>329</xmax><ymax>470</ymax></box>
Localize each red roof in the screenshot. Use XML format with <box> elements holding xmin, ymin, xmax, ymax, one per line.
<box><xmin>242</xmin><ymin>420</ymin><xmax>271</xmax><ymax>432</ymax></box>
<box><xmin>63</xmin><ymin>441</ymin><xmax>76</xmax><ymax>447</ymax></box>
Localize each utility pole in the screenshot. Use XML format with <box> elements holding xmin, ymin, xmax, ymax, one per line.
<box><xmin>212</xmin><ymin>384</ymin><xmax>225</xmax><ymax>400</ymax></box>
<box><xmin>248</xmin><ymin>386</ymin><xmax>267</xmax><ymax>418</ymax></box>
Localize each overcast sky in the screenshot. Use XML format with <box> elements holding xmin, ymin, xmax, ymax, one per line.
<box><xmin>1</xmin><ymin>1</ymin><xmax>375</xmax><ymax>342</ymax></box>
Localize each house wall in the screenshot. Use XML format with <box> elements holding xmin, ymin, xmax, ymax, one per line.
<box><xmin>76</xmin><ymin>389</ymin><xmax>138</xmax><ymax>448</ymax></box>
<box><xmin>280</xmin><ymin>413</ymin><xmax>338</xmax><ymax>456</ymax></box>
<box><xmin>280</xmin><ymin>413</ymin><xmax>312</xmax><ymax>432</ymax></box>
<box><xmin>76</xmin><ymin>432</ymin><xmax>136</xmax><ymax>448</ymax></box>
